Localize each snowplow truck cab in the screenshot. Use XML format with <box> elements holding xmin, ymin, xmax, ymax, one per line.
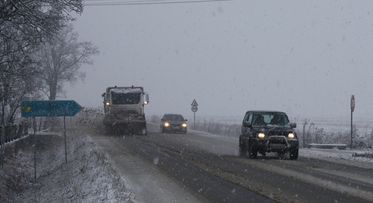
<box><xmin>102</xmin><ymin>86</ymin><xmax>149</xmax><ymax>135</ymax></box>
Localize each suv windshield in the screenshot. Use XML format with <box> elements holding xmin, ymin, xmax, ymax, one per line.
<box><xmin>252</xmin><ymin>112</ymin><xmax>289</xmax><ymax>127</ymax></box>
<box><xmin>111</xmin><ymin>92</ymin><xmax>141</xmax><ymax>105</ymax></box>
<box><xmin>163</xmin><ymin>114</ymin><xmax>184</xmax><ymax>121</ymax></box>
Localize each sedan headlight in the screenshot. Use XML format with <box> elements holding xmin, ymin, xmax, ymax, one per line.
<box><xmin>182</xmin><ymin>123</ymin><xmax>187</xmax><ymax>128</ymax></box>
<box><xmin>164</xmin><ymin>122</ymin><xmax>170</xmax><ymax>127</ymax></box>
<box><xmin>258</xmin><ymin>132</ymin><xmax>265</xmax><ymax>139</ymax></box>
<box><xmin>288</xmin><ymin>133</ymin><xmax>295</xmax><ymax>139</ymax></box>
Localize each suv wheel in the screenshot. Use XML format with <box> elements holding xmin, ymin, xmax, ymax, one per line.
<box><xmin>248</xmin><ymin>141</ymin><xmax>257</xmax><ymax>159</ymax></box>
<box><xmin>289</xmin><ymin>149</ymin><xmax>299</xmax><ymax>160</ymax></box>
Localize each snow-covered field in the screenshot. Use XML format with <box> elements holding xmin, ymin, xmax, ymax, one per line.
<box><xmin>0</xmin><ymin>132</ymin><xmax>134</xmax><ymax>202</ymax></box>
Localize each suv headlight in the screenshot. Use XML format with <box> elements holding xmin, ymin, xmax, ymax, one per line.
<box><xmin>164</xmin><ymin>122</ymin><xmax>170</xmax><ymax>127</ymax></box>
<box><xmin>258</xmin><ymin>132</ymin><xmax>265</xmax><ymax>139</ymax></box>
<box><xmin>288</xmin><ymin>133</ymin><xmax>295</xmax><ymax>139</ymax></box>
<box><xmin>182</xmin><ymin>123</ymin><xmax>187</xmax><ymax>128</ymax></box>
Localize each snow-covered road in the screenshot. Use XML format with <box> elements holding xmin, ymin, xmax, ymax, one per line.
<box><xmin>87</xmin><ymin>124</ymin><xmax>373</xmax><ymax>203</ymax></box>
<box><xmin>4</xmin><ymin>121</ymin><xmax>372</xmax><ymax>203</ymax></box>
<box><xmin>90</xmin><ymin>133</ymin><xmax>206</xmax><ymax>203</ymax></box>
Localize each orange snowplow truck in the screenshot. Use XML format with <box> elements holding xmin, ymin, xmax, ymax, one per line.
<box><xmin>102</xmin><ymin>86</ymin><xmax>149</xmax><ymax>135</ymax></box>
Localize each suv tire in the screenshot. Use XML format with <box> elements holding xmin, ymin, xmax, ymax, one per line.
<box><xmin>248</xmin><ymin>141</ymin><xmax>258</xmax><ymax>159</ymax></box>
<box><xmin>239</xmin><ymin>142</ymin><xmax>247</xmax><ymax>157</ymax></box>
<box><xmin>290</xmin><ymin>149</ymin><xmax>299</xmax><ymax>160</ymax></box>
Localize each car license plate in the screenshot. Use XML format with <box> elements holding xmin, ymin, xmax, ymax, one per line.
<box><xmin>270</xmin><ymin>144</ymin><xmax>285</xmax><ymax>150</ymax></box>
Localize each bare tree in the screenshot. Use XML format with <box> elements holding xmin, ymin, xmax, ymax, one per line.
<box><xmin>0</xmin><ymin>0</ymin><xmax>84</xmax><ymax>125</ymax></box>
<box><xmin>36</xmin><ymin>25</ymin><xmax>98</xmax><ymax>100</ymax></box>
<box><xmin>0</xmin><ymin>34</ymin><xmax>43</xmax><ymax>125</ymax></box>
<box><xmin>0</xmin><ymin>0</ymin><xmax>83</xmax><ymax>65</ymax></box>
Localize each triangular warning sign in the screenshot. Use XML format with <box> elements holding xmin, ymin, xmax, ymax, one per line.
<box><xmin>191</xmin><ymin>99</ymin><xmax>198</xmax><ymax>106</ymax></box>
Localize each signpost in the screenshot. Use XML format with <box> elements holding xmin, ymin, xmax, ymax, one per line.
<box><xmin>350</xmin><ymin>95</ymin><xmax>355</xmax><ymax>149</ymax></box>
<box><xmin>21</xmin><ymin>100</ymin><xmax>82</xmax><ymax>181</ymax></box>
<box><xmin>191</xmin><ymin>99</ymin><xmax>198</xmax><ymax>129</ymax></box>
<box><xmin>1</xmin><ymin>87</ymin><xmax>4</xmax><ymax>169</ymax></box>
<box><xmin>302</xmin><ymin>120</ymin><xmax>308</xmax><ymax>148</ymax></box>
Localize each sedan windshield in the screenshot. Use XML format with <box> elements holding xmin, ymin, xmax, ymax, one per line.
<box><xmin>163</xmin><ymin>114</ymin><xmax>184</xmax><ymax>121</ymax></box>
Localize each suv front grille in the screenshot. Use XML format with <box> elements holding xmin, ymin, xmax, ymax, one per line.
<box><xmin>268</xmin><ymin>131</ymin><xmax>287</xmax><ymax>136</ymax></box>
<box><xmin>268</xmin><ymin>136</ymin><xmax>287</xmax><ymax>144</ymax></box>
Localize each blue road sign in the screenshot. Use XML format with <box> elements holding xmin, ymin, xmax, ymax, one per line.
<box><xmin>21</xmin><ymin>100</ymin><xmax>82</xmax><ymax>117</ymax></box>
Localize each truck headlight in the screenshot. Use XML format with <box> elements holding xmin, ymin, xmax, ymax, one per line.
<box><xmin>164</xmin><ymin>122</ymin><xmax>170</xmax><ymax>127</ymax></box>
<box><xmin>182</xmin><ymin>123</ymin><xmax>187</xmax><ymax>128</ymax></box>
<box><xmin>288</xmin><ymin>133</ymin><xmax>295</xmax><ymax>139</ymax></box>
<box><xmin>258</xmin><ymin>132</ymin><xmax>265</xmax><ymax>139</ymax></box>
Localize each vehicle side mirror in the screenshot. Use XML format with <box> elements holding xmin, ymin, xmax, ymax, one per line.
<box><xmin>101</xmin><ymin>92</ymin><xmax>105</xmax><ymax>97</ymax></box>
<box><xmin>290</xmin><ymin>123</ymin><xmax>297</xmax><ymax>128</ymax></box>
<box><xmin>144</xmin><ymin>94</ymin><xmax>150</xmax><ymax>105</ymax></box>
<box><xmin>185</xmin><ymin>119</ymin><xmax>188</xmax><ymax>122</ymax></box>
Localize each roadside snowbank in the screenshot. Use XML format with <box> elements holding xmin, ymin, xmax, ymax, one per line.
<box><xmin>300</xmin><ymin>148</ymin><xmax>373</xmax><ymax>168</ymax></box>
<box><xmin>0</xmin><ymin>133</ymin><xmax>134</xmax><ymax>202</ymax></box>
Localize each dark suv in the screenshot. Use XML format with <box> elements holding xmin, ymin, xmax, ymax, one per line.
<box><xmin>239</xmin><ymin>111</ymin><xmax>299</xmax><ymax>160</ymax></box>
<box><xmin>160</xmin><ymin>114</ymin><xmax>188</xmax><ymax>134</ymax></box>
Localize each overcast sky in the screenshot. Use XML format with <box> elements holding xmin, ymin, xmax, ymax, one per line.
<box><xmin>66</xmin><ymin>0</ymin><xmax>373</xmax><ymax>121</ymax></box>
